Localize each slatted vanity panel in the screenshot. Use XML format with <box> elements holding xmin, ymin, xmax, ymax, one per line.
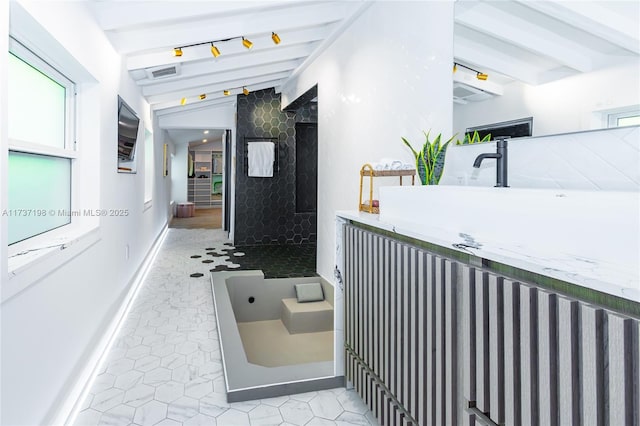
<box><xmin>343</xmin><ymin>223</ymin><xmax>640</xmax><ymax>426</ymax></box>
<box><xmin>344</xmin><ymin>224</ymin><xmax>460</xmax><ymax>426</ymax></box>
<box><xmin>461</xmin><ymin>270</ymin><xmax>640</xmax><ymax>426</ymax></box>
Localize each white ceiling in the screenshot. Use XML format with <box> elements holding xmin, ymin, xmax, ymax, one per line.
<box><xmin>166</xmin><ymin>128</ymin><xmax>225</xmax><ymax>145</ymax></box>
<box><xmin>87</xmin><ymin>1</ymin><xmax>640</xmax><ymax>116</ymax></box>
<box><xmin>88</xmin><ymin>1</ymin><xmax>367</xmax><ymax>119</ymax></box>
<box><xmin>453</xmin><ymin>0</ymin><xmax>639</xmax><ymax>102</ymax></box>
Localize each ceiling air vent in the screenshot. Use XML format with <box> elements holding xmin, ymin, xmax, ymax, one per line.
<box><xmin>145</xmin><ymin>64</ymin><xmax>181</xmax><ymax>80</ymax></box>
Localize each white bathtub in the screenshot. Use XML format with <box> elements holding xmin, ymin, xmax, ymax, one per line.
<box><xmin>210</xmin><ymin>270</ymin><xmax>341</xmax><ymax>402</ymax></box>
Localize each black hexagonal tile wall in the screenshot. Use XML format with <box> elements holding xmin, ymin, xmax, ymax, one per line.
<box><xmin>234</xmin><ymin>87</ymin><xmax>317</xmax><ymax>247</ymax></box>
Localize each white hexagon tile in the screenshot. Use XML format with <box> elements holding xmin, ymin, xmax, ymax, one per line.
<box><xmin>73</xmin><ymin>229</ymin><xmax>376</xmax><ymax>426</ymax></box>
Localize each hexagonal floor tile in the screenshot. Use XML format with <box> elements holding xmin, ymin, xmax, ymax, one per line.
<box><xmin>90</xmin><ymin>388</ymin><xmax>124</xmax><ymax>412</ymax></box>
<box><xmin>309</xmin><ymin>391</ymin><xmax>345</xmax><ymax>420</ymax></box>
<box><xmin>217</xmin><ymin>408</ymin><xmax>250</xmax><ymax>425</ymax></box>
<box><xmin>279</xmin><ymin>400</ymin><xmax>314</xmax><ymax>426</ymax></box>
<box><xmin>184</xmin><ymin>378</ymin><xmax>212</xmax><ymax>399</ymax></box>
<box><xmin>99</xmin><ymin>404</ymin><xmax>135</xmax><ymax>425</ymax></box>
<box><xmin>155</xmin><ymin>381</ymin><xmax>185</xmax><ymax>403</ymax></box>
<box><xmin>133</xmin><ymin>400</ymin><xmax>167</xmax><ymax>426</ymax></box>
<box><xmin>167</xmin><ymin>396</ymin><xmax>199</xmax><ymax>422</ymax></box>
<box><xmin>249</xmin><ymin>404</ymin><xmax>283</xmax><ymax>425</ymax></box>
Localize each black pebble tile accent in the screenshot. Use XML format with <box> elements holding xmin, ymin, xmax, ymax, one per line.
<box><xmin>192</xmin><ymin>242</ymin><xmax>316</xmax><ymax>279</ymax></box>
<box><xmin>230</xmin><ymin>244</ymin><xmax>316</xmax><ymax>278</ymax></box>
<box><xmin>190</xmin><ymin>273</ymin><xmax>204</xmax><ymax>278</ymax></box>
<box><xmin>190</xmin><ymin>255</ymin><xmax>202</xmax><ymax>258</ymax></box>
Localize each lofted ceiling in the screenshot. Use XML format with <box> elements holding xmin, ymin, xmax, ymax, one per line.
<box><xmin>87</xmin><ymin>1</ymin><xmax>639</xmax><ymax>115</ymax></box>
<box><xmin>453</xmin><ymin>0</ymin><xmax>640</xmax><ymax>103</ymax></box>
<box><xmin>87</xmin><ymin>1</ymin><xmax>368</xmax><ymax>120</ymax></box>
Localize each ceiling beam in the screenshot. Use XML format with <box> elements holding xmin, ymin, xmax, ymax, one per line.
<box><xmin>106</xmin><ymin>2</ymin><xmax>352</xmax><ymax>54</ymax></box>
<box><xmin>91</xmin><ymin>1</ymin><xmax>305</xmax><ymax>31</ymax></box>
<box><xmin>281</xmin><ymin>1</ymin><xmax>371</xmax><ymax>91</ymax></box>
<box><xmin>142</xmin><ymin>60</ymin><xmax>301</xmax><ymax>96</ymax></box>
<box><xmin>454</xmin><ymin>35</ymin><xmax>541</xmax><ymax>85</ymax></box>
<box><xmin>126</xmin><ymin>27</ymin><xmax>327</xmax><ymax>71</ymax></box>
<box><xmin>154</xmin><ymin>80</ymin><xmax>283</xmax><ymax>115</ymax></box>
<box><xmin>455</xmin><ymin>2</ymin><xmax>594</xmax><ymax>72</ymax></box>
<box><xmin>156</xmin><ymin>97</ymin><xmax>236</xmax><ymax>117</ymax></box>
<box><xmin>517</xmin><ymin>0</ymin><xmax>640</xmax><ymax>55</ymax></box>
<box><xmin>148</xmin><ymin>73</ymin><xmax>290</xmax><ymax>105</ymax></box>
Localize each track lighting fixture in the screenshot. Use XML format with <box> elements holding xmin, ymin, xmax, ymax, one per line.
<box><xmin>174</xmin><ymin>32</ymin><xmax>280</xmax><ymax>56</ymax></box>
<box><xmin>453</xmin><ymin>62</ymin><xmax>489</xmax><ymax>80</ymax></box>
<box><xmin>210</xmin><ymin>44</ymin><xmax>221</xmax><ymax>58</ymax></box>
<box><xmin>180</xmin><ymin>97</ymin><xmax>187</xmax><ymax>105</ymax></box>
<box><xmin>199</xmin><ymin>94</ymin><xmax>206</xmax><ymax>100</ymax></box>
<box><xmin>243</xmin><ymin>87</ymin><xmax>250</xmax><ymax>96</ymax></box>
<box><xmin>224</xmin><ymin>90</ymin><xmax>231</xmax><ymax>96</ymax></box>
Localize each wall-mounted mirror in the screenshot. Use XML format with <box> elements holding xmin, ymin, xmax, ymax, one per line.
<box><xmin>452</xmin><ymin>0</ymin><xmax>640</xmax><ymax>140</ymax></box>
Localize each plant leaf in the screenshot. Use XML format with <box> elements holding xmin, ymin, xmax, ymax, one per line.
<box><xmin>401</xmin><ymin>137</ymin><xmax>419</xmax><ymax>159</ymax></box>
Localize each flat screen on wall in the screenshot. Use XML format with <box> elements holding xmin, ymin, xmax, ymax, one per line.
<box><xmin>117</xmin><ymin>96</ymin><xmax>140</xmax><ymax>161</ymax></box>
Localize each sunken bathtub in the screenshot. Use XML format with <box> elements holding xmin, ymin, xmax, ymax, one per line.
<box><xmin>210</xmin><ymin>270</ymin><xmax>343</xmax><ymax>402</ymax></box>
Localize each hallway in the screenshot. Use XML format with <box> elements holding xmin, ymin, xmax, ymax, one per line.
<box><xmin>169</xmin><ymin>208</ymin><xmax>223</xmax><ymax>230</ymax></box>
<box><xmin>74</xmin><ymin>229</ymin><xmax>374</xmax><ymax>426</ymax></box>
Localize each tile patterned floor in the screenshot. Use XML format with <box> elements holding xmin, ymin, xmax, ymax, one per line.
<box><xmin>74</xmin><ymin>229</ymin><xmax>375</xmax><ymax>426</ymax></box>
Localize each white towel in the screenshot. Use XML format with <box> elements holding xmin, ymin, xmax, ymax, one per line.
<box><xmin>248</xmin><ymin>141</ymin><xmax>275</xmax><ymax>177</ymax></box>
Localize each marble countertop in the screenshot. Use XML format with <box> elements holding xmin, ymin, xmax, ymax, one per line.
<box><xmin>337</xmin><ymin>207</ymin><xmax>640</xmax><ymax>304</ymax></box>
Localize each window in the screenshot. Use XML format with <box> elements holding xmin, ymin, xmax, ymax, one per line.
<box><xmin>608</xmin><ymin>109</ymin><xmax>640</xmax><ymax>128</ymax></box>
<box><xmin>7</xmin><ymin>38</ymin><xmax>76</xmax><ymax>245</ymax></box>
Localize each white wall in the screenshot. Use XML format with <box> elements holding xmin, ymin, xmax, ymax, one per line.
<box><xmin>281</xmin><ymin>1</ymin><xmax>454</xmax><ymax>281</ymax></box>
<box><xmin>453</xmin><ymin>62</ymin><xmax>640</xmax><ymax>137</ymax></box>
<box><xmin>0</xmin><ymin>2</ymin><xmax>171</xmax><ymax>425</ymax></box>
<box><xmin>171</xmin><ymin>142</ymin><xmax>189</xmax><ymax>204</ymax></box>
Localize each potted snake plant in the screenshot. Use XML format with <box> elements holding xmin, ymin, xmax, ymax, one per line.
<box><xmin>402</xmin><ymin>130</ymin><xmax>456</xmax><ymax>185</ymax></box>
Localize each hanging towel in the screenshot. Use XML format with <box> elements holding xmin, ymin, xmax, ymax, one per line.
<box><xmin>248</xmin><ymin>141</ymin><xmax>275</xmax><ymax>177</ymax></box>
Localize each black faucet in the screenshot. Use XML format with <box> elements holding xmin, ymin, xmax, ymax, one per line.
<box><xmin>473</xmin><ymin>138</ymin><xmax>509</xmax><ymax>187</ymax></box>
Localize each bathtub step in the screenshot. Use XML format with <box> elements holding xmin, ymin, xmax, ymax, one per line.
<box><xmin>281</xmin><ymin>298</ymin><xmax>333</xmax><ymax>334</ymax></box>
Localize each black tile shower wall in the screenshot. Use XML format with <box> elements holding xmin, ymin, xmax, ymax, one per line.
<box><xmin>235</xmin><ymin>88</ymin><xmax>317</xmax><ymax>245</ymax></box>
<box><xmin>295</xmin><ymin>103</ymin><xmax>318</xmax><ymax>123</ymax></box>
<box><xmin>296</xmin><ymin>123</ymin><xmax>318</xmax><ymax>213</ymax></box>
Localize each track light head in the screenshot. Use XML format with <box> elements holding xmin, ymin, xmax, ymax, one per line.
<box><xmin>224</xmin><ymin>90</ymin><xmax>231</xmax><ymax>96</ymax></box>
<box><xmin>199</xmin><ymin>94</ymin><xmax>206</xmax><ymax>100</ymax></box>
<box><xmin>271</xmin><ymin>32</ymin><xmax>281</xmax><ymax>45</ymax></box>
<box><xmin>210</xmin><ymin>44</ymin><xmax>221</xmax><ymax>57</ymax></box>
<box><xmin>242</xmin><ymin>37</ymin><xmax>253</xmax><ymax>49</ymax></box>
<box><xmin>174</xmin><ymin>48</ymin><xmax>183</xmax><ymax>57</ymax></box>
<box><xmin>476</xmin><ymin>72</ymin><xmax>488</xmax><ymax>81</ymax></box>
<box><xmin>243</xmin><ymin>87</ymin><xmax>250</xmax><ymax>96</ymax></box>
<box><xmin>180</xmin><ymin>97</ymin><xmax>187</xmax><ymax>105</ymax></box>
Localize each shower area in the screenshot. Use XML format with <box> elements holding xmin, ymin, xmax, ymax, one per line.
<box><xmin>233</xmin><ymin>86</ymin><xmax>318</xmax><ymax>256</ymax></box>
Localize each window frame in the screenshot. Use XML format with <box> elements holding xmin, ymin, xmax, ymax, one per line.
<box><xmin>607</xmin><ymin>108</ymin><xmax>640</xmax><ymax>128</ymax></box>
<box><xmin>7</xmin><ymin>36</ymin><xmax>78</xmax><ymax>254</ymax></box>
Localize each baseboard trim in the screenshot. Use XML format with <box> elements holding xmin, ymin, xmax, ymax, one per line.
<box><xmin>48</xmin><ymin>225</ymin><xmax>169</xmax><ymax>426</ymax></box>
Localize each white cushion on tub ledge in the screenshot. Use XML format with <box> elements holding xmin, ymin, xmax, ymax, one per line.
<box><xmin>295</xmin><ymin>282</ymin><xmax>324</xmax><ymax>303</ymax></box>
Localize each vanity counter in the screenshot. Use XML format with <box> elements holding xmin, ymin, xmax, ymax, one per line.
<box><xmin>337</xmin><ymin>186</ymin><xmax>640</xmax><ymax>307</ymax></box>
